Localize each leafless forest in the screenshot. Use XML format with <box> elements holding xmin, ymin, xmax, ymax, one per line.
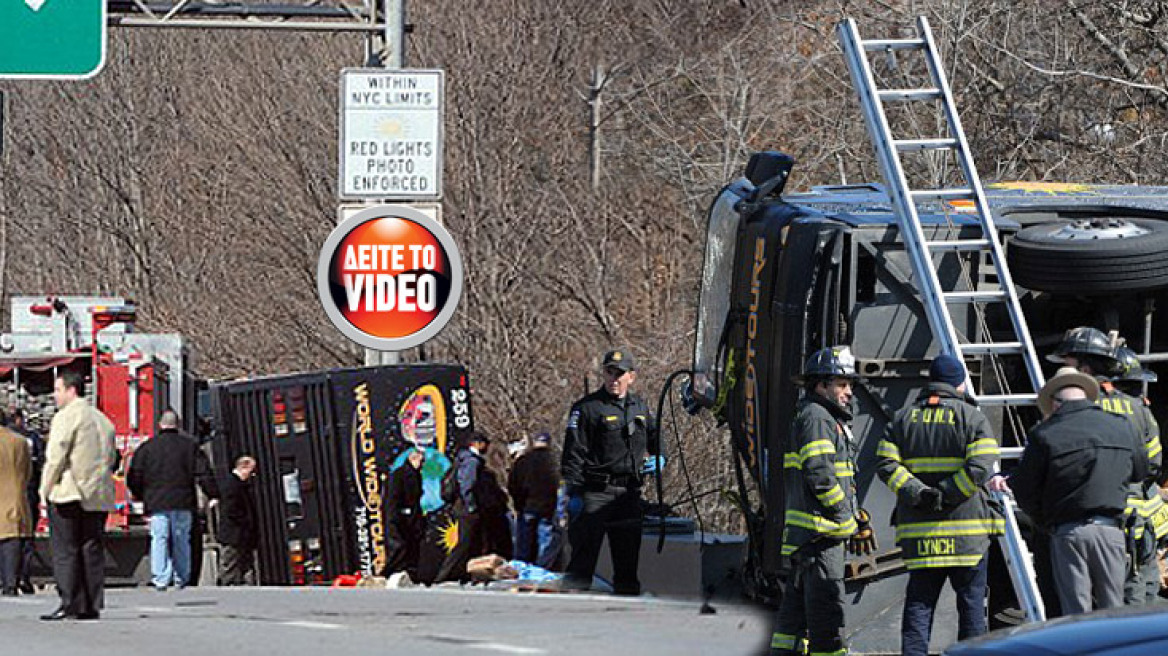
<box><xmin>2</xmin><ymin>0</ymin><xmax>1167</xmax><ymax>531</ymax></box>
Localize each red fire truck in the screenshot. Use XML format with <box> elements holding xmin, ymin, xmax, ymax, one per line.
<box><xmin>0</xmin><ymin>296</ymin><xmax>198</xmax><ymax>582</ymax></box>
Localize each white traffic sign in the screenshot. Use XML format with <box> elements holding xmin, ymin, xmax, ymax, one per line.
<box><xmin>338</xmin><ymin>202</ymin><xmax>442</xmax><ymax>224</ymax></box>
<box><xmin>339</xmin><ymin>69</ymin><xmax>444</xmax><ymax>200</ymax></box>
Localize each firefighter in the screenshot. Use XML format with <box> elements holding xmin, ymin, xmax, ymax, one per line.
<box><xmin>1048</xmin><ymin>327</ymin><xmax>1162</xmax><ymax>605</ymax></box>
<box><xmin>875</xmin><ymin>354</ymin><xmax>1001</xmax><ymax>656</ymax></box>
<box><xmin>770</xmin><ymin>346</ymin><xmax>870</xmax><ymax>656</ymax></box>
<box><xmin>1112</xmin><ymin>346</ymin><xmax>1166</xmax><ymax>603</ymax></box>
<box><xmin>561</xmin><ymin>348</ymin><xmax>659</xmax><ymax>596</ymax></box>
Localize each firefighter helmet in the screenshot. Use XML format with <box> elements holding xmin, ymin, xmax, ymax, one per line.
<box><xmin>791</xmin><ymin>346</ymin><xmax>860</xmax><ymax>385</ymax></box>
<box><xmin>1046</xmin><ymin>326</ymin><xmax>1119</xmax><ymax>366</ymax></box>
<box><xmin>1113</xmin><ymin>346</ymin><xmax>1158</xmax><ymax>384</ymax></box>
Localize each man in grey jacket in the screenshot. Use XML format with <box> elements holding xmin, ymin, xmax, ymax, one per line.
<box><xmin>39</xmin><ymin>371</ymin><xmax>116</xmax><ymax>621</ymax></box>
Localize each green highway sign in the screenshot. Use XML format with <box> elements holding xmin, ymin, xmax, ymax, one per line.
<box><xmin>0</xmin><ymin>0</ymin><xmax>106</xmax><ymax>79</ymax></box>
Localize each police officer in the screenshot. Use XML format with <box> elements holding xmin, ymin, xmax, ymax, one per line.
<box><xmin>876</xmin><ymin>354</ymin><xmax>1001</xmax><ymax>656</ymax></box>
<box><xmin>1112</xmin><ymin>346</ymin><xmax>1166</xmax><ymax>603</ymax></box>
<box><xmin>770</xmin><ymin>346</ymin><xmax>867</xmax><ymax>656</ymax></box>
<box><xmin>561</xmin><ymin>348</ymin><xmax>659</xmax><ymax>595</ymax></box>
<box><xmin>990</xmin><ymin>367</ymin><xmax>1147</xmax><ymax>614</ymax></box>
<box><xmin>1048</xmin><ymin>327</ymin><xmax>1163</xmax><ymax>604</ymax></box>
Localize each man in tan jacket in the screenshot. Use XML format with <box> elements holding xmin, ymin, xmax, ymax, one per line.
<box><xmin>39</xmin><ymin>371</ymin><xmax>116</xmax><ymax>621</ymax></box>
<box><xmin>0</xmin><ymin>411</ymin><xmax>32</xmax><ymax>596</ymax></box>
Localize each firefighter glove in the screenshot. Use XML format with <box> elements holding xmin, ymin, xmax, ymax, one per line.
<box><xmin>849</xmin><ymin>508</ymin><xmax>878</xmax><ymax>556</ymax></box>
<box><xmin>915</xmin><ymin>486</ymin><xmax>945</xmax><ymax>512</ymax></box>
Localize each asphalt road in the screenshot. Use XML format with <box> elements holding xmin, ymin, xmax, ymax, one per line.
<box><xmin>0</xmin><ymin>585</ymin><xmax>772</xmax><ymax>656</ymax></box>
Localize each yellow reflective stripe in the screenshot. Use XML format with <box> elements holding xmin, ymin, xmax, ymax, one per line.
<box><xmin>800</xmin><ymin>439</ymin><xmax>836</xmax><ymax>462</ymax></box>
<box><xmin>1149</xmin><ymin>500</ymin><xmax>1168</xmax><ymax>539</ymax></box>
<box><xmin>810</xmin><ymin>650</ymin><xmax>848</xmax><ymax>656</ymax></box>
<box><xmin>780</xmin><ymin>543</ymin><xmax>798</xmax><ymax>556</ymax></box>
<box><xmin>887</xmin><ymin>466</ymin><xmax>913</xmax><ymax>493</ymax></box>
<box><xmin>1147</xmin><ymin>438</ymin><xmax>1162</xmax><ymax>460</ymax></box>
<box><xmin>905</xmin><ymin>457</ymin><xmax>964</xmax><ymax>473</ymax></box>
<box><xmin>954</xmin><ymin>469</ymin><xmax>977</xmax><ymax>497</ymax></box>
<box><xmin>966</xmin><ymin>438</ymin><xmax>999</xmax><ymax>458</ymax></box>
<box><xmin>784</xmin><ymin>453</ymin><xmax>801</xmax><ymax>469</ymax></box>
<box><xmin>785</xmin><ymin>509</ymin><xmax>857</xmax><ymax>537</ymax></box>
<box><xmin>771</xmin><ymin>633</ymin><xmax>798</xmax><ymax>650</ymax></box>
<box><xmin>905</xmin><ymin>554</ymin><xmax>986</xmax><ymax>569</ymax></box>
<box><xmin>896</xmin><ymin>518</ymin><xmax>1005</xmax><ymax>538</ymax></box>
<box><xmin>817</xmin><ymin>484</ymin><xmax>846</xmax><ymax>507</ymax></box>
<box><xmin>834</xmin><ymin>461</ymin><xmax>854</xmax><ymax>478</ymax></box>
<box><xmin>1133</xmin><ymin>495</ymin><xmax>1164</xmax><ymax>520</ymax></box>
<box><xmin>875</xmin><ymin>439</ymin><xmax>901</xmax><ymax>461</ymax></box>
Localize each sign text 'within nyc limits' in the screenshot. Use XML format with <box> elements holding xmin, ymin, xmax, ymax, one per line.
<box><xmin>339</xmin><ymin>69</ymin><xmax>444</xmax><ymax>201</ymax></box>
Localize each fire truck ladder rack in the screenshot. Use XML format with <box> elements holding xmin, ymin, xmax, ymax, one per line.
<box><xmin>838</xmin><ymin>16</ymin><xmax>1047</xmax><ymax>622</ymax></box>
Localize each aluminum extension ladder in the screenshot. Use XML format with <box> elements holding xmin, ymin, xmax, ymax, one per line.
<box><xmin>838</xmin><ymin>16</ymin><xmax>1047</xmax><ymax>623</ymax></box>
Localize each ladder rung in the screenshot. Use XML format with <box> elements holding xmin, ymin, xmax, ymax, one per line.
<box><xmin>894</xmin><ymin>138</ymin><xmax>958</xmax><ymax>152</ymax></box>
<box><xmin>960</xmin><ymin>342</ymin><xmax>1024</xmax><ymax>355</ymax></box>
<box><xmin>976</xmin><ymin>393</ymin><xmax>1039</xmax><ymax>407</ymax></box>
<box><xmin>943</xmin><ymin>291</ymin><xmax>1008</xmax><ymax>303</ymax></box>
<box><xmin>862</xmin><ymin>38</ymin><xmax>927</xmax><ymax>51</ymax></box>
<box><xmin>924</xmin><ymin>239</ymin><xmax>991</xmax><ymax>252</ymax></box>
<box><xmin>909</xmin><ymin>188</ymin><xmax>974</xmax><ymax>201</ymax></box>
<box><xmin>1000</xmin><ymin>447</ymin><xmax>1025</xmax><ymax>460</ymax></box>
<box><xmin>878</xmin><ymin>88</ymin><xmax>943</xmax><ymax>102</ymax></box>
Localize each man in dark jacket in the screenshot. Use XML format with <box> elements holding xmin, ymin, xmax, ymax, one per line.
<box><xmin>126</xmin><ymin>409</ymin><xmax>218</xmax><ymax>591</ymax></box>
<box><xmin>217</xmin><ymin>455</ymin><xmax>257</xmax><ymax>585</ymax></box>
<box><xmin>436</xmin><ymin>432</ymin><xmax>492</xmax><ymax>582</ymax></box>
<box><xmin>561</xmin><ymin>348</ymin><xmax>659</xmax><ymax>596</ymax></box>
<box><xmin>1048</xmin><ymin>327</ymin><xmax>1164</xmax><ymax>605</ymax></box>
<box><xmin>509</xmin><ymin>432</ymin><xmax>560</xmax><ymax>568</ymax></box>
<box><xmin>991</xmin><ymin>367</ymin><xmax>1148</xmax><ymax>614</ymax></box>
<box><xmin>877</xmin><ymin>354</ymin><xmax>1001</xmax><ymax>656</ymax></box>
<box><xmin>386</xmin><ymin>449</ymin><xmax>425</xmax><ymax>578</ymax></box>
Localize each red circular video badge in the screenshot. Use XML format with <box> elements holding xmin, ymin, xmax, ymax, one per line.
<box><xmin>317</xmin><ymin>205</ymin><xmax>463</xmax><ymax>350</ymax></box>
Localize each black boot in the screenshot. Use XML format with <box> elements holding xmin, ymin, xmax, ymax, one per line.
<box><xmin>40</xmin><ymin>607</ymin><xmax>73</xmax><ymax>621</ymax></box>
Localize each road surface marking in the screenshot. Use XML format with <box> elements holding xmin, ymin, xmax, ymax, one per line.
<box><xmin>134</xmin><ymin>606</ymin><xmax>177</xmax><ymax>614</ymax></box>
<box><xmin>280</xmin><ymin>620</ymin><xmax>344</xmax><ymax>630</ymax></box>
<box><xmin>467</xmin><ymin>644</ymin><xmax>546</xmax><ymax>655</ymax></box>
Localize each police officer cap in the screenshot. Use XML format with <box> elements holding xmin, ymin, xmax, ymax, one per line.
<box><xmin>602</xmin><ymin>348</ymin><xmax>637</xmax><ymax>372</ymax></box>
<box><xmin>1037</xmin><ymin>366</ymin><xmax>1100</xmax><ymax>416</ymax></box>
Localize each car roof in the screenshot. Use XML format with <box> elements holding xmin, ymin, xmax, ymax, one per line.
<box><xmin>944</xmin><ymin>605</ymin><xmax>1168</xmax><ymax>655</ymax></box>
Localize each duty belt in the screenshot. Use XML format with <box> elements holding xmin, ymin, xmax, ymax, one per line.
<box><xmin>1059</xmin><ymin>515</ymin><xmax>1122</xmax><ymax>530</ymax></box>
<box><xmin>584</xmin><ymin>472</ymin><xmax>641</xmax><ymax>491</ymax></box>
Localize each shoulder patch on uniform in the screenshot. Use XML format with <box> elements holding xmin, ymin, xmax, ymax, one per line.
<box><xmin>567</xmin><ymin>409</ymin><xmax>580</xmax><ymax>430</ymax></box>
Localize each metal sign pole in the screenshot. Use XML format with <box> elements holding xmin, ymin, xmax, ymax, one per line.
<box><xmin>364</xmin><ymin>0</ymin><xmax>404</xmax><ymax>367</ymax></box>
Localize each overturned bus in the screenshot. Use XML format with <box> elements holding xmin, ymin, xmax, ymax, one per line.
<box><xmin>688</xmin><ymin>151</ymin><xmax>1168</xmax><ymax>647</ymax></box>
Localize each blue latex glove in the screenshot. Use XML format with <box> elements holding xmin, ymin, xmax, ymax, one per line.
<box><xmin>566</xmin><ymin>493</ymin><xmax>584</xmax><ymax>520</ymax></box>
<box><xmin>641</xmin><ymin>455</ymin><xmax>666</xmax><ymax>475</ymax></box>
